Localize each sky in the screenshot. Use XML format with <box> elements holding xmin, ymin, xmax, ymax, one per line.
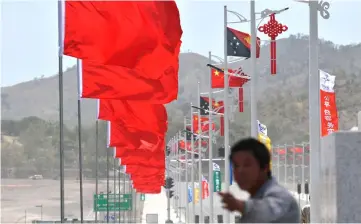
<box><xmin>1</xmin><ymin>0</ymin><xmax>361</xmax><ymax>87</ymax></box>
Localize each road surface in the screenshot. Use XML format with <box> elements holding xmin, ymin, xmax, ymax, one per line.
<box><xmin>1</xmin><ymin>178</ymin><xmax>144</xmax><ymax>223</ymax></box>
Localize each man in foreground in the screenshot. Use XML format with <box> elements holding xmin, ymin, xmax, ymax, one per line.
<box><xmin>218</xmin><ymin>138</ymin><xmax>300</xmax><ymax>223</ymax></box>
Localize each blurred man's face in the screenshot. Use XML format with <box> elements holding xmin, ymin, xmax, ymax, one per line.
<box><xmin>232</xmin><ymin>150</ymin><xmax>265</xmax><ymax>192</ymax></box>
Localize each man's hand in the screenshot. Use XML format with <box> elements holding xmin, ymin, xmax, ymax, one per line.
<box><xmin>218</xmin><ymin>192</ymin><xmax>245</xmax><ymax>213</ymax></box>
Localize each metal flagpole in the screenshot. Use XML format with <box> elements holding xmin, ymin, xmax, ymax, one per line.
<box><xmin>95</xmin><ymin>119</ymin><xmax>99</xmax><ymax>222</ymax></box>
<box><xmin>309</xmin><ymin>1</ymin><xmax>321</xmax><ymax>222</ymax></box>
<box><xmin>190</xmin><ymin>104</ymin><xmax>195</xmax><ymax>223</ymax></box>
<box><xmin>95</xmin><ymin>119</ymin><xmax>99</xmax><ymax>223</ymax></box>
<box><xmin>123</xmin><ymin>169</ymin><xmax>126</xmax><ymax>222</ymax></box>
<box><xmin>208</xmin><ymin>51</ymin><xmax>214</xmax><ymax>223</ymax></box>
<box><xmin>250</xmin><ymin>0</ymin><xmax>258</xmax><ymax>138</ymax></box>
<box><xmin>57</xmin><ymin>1</ymin><xmax>65</xmax><ymax>222</ymax></box>
<box><xmin>76</xmin><ymin>59</ymin><xmax>84</xmax><ymax>223</ymax></box>
<box><xmin>223</xmin><ymin>5</ymin><xmax>231</xmax><ymax>223</ymax></box>
<box><xmin>166</xmin><ymin>138</ymin><xmax>172</xmax><ymax>223</ymax></box>
<box><xmin>118</xmin><ymin>166</ymin><xmax>121</xmax><ymax>223</ymax></box>
<box><xmin>177</xmin><ymin>134</ymin><xmax>182</xmax><ymax>223</ymax></box>
<box><xmin>113</xmin><ymin>157</ymin><xmax>116</xmax><ymax>223</ymax></box>
<box><xmin>197</xmin><ymin>82</ymin><xmax>203</xmax><ymax>222</ymax></box>
<box><xmin>184</xmin><ymin>117</ymin><xmax>189</xmax><ymax>223</ymax></box>
<box><xmin>106</xmin><ymin>147</ymin><xmax>110</xmax><ymax>223</ymax></box>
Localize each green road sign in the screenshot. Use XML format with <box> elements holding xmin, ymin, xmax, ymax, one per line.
<box><xmin>140</xmin><ymin>194</ymin><xmax>145</xmax><ymax>201</ymax></box>
<box><xmin>213</xmin><ymin>171</ymin><xmax>222</xmax><ymax>192</ymax></box>
<box><xmin>93</xmin><ymin>193</ymin><xmax>132</xmax><ymax>212</ymax></box>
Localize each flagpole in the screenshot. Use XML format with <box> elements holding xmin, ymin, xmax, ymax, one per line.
<box><xmin>190</xmin><ymin>104</ymin><xmax>195</xmax><ymax>223</ymax></box>
<box><xmin>106</xmin><ymin>147</ymin><xmax>110</xmax><ymax>223</ymax></box>
<box><xmin>95</xmin><ymin>118</ymin><xmax>99</xmax><ymax>222</ymax></box>
<box><xmin>250</xmin><ymin>0</ymin><xmax>258</xmax><ymax>138</ymax></box>
<box><xmin>177</xmin><ymin>133</ymin><xmax>182</xmax><ymax>223</ymax></box>
<box><xmin>113</xmin><ymin>157</ymin><xmax>116</xmax><ymax>223</ymax></box>
<box><xmin>197</xmin><ymin>82</ymin><xmax>203</xmax><ymax>222</ymax></box>
<box><xmin>184</xmin><ymin>117</ymin><xmax>189</xmax><ymax>223</ymax></box>
<box><xmin>76</xmin><ymin>59</ymin><xmax>84</xmax><ymax>223</ymax></box>
<box><xmin>118</xmin><ymin>166</ymin><xmax>121</xmax><ymax>223</ymax></box>
<box><xmin>57</xmin><ymin>1</ymin><xmax>65</xmax><ymax>222</ymax></box>
<box><xmin>223</xmin><ymin>5</ymin><xmax>231</xmax><ymax>223</ymax></box>
<box><xmin>309</xmin><ymin>0</ymin><xmax>321</xmax><ymax>222</ymax></box>
<box><xmin>208</xmin><ymin>51</ymin><xmax>214</xmax><ymax>223</ymax></box>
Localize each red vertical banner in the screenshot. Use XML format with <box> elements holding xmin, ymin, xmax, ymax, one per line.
<box><xmin>320</xmin><ymin>70</ymin><xmax>339</xmax><ymax>137</ymax></box>
<box><xmin>202</xmin><ymin>176</ymin><xmax>209</xmax><ymax>199</ymax></box>
<box><xmin>238</xmin><ymin>87</ymin><xmax>244</xmax><ymax>112</ymax></box>
<box><xmin>220</xmin><ymin>117</ymin><xmax>224</xmax><ymax>136</ymax></box>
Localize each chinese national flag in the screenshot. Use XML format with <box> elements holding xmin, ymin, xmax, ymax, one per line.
<box><xmin>192</xmin><ymin>115</ymin><xmax>215</xmax><ymax>134</ymax></box>
<box><xmin>98</xmin><ymin>100</ymin><xmax>167</xmax><ymax>135</ymax></box>
<box><xmin>81</xmin><ymin>61</ymin><xmax>178</xmax><ymax>103</ymax></box>
<box><xmin>64</xmin><ymin>1</ymin><xmax>182</xmax><ymax>68</ymax></box>
<box><xmin>108</xmin><ymin>122</ymin><xmax>164</xmax><ymax>151</ymax></box>
<box><xmin>207</xmin><ymin>64</ymin><xmax>250</xmax><ymax>88</ymax></box>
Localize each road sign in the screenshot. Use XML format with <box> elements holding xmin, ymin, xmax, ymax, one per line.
<box><xmin>93</xmin><ymin>193</ymin><xmax>132</xmax><ymax>212</ymax></box>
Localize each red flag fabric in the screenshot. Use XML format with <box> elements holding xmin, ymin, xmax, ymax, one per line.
<box><xmin>239</xmin><ymin>87</ymin><xmax>244</xmax><ymax>112</ymax></box>
<box><xmin>99</xmin><ymin>100</ymin><xmax>167</xmax><ymax>135</ymax></box>
<box><xmin>192</xmin><ymin>115</ymin><xmax>216</xmax><ymax>134</ymax></box>
<box><xmin>134</xmin><ymin>186</ymin><xmax>161</xmax><ymax>194</ymax></box>
<box><xmin>115</xmin><ymin>148</ymin><xmax>165</xmax><ymax>168</ymax></box>
<box><xmin>131</xmin><ymin>174</ymin><xmax>165</xmax><ymax>182</ymax></box>
<box><xmin>220</xmin><ymin>117</ymin><xmax>225</xmax><ymax>136</ymax></box>
<box><xmin>81</xmin><ymin>61</ymin><xmax>178</xmax><ymax>103</ymax></box>
<box><xmin>208</xmin><ymin>64</ymin><xmax>250</xmax><ymax>89</ymax></box>
<box><xmin>202</xmin><ymin>176</ymin><xmax>209</xmax><ymax>199</ymax></box>
<box><xmin>109</xmin><ymin>122</ymin><xmax>164</xmax><ymax>151</ymax></box>
<box><xmin>201</xmin><ymin>97</ymin><xmax>224</xmax><ymax>113</ymax></box>
<box><xmin>64</xmin><ymin>1</ymin><xmax>183</xmax><ymax>68</ymax></box>
<box><xmin>125</xmin><ymin>165</ymin><xmax>164</xmax><ymax>176</ymax></box>
<box><xmin>132</xmin><ymin>179</ymin><xmax>163</xmax><ymax>186</ymax></box>
<box><xmin>178</xmin><ymin>140</ymin><xmax>206</xmax><ymax>152</ymax></box>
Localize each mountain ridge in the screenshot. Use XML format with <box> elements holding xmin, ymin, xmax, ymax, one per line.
<box><xmin>2</xmin><ymin>34</ymin><xmax>361</xmax><ymax>143</ymax></box>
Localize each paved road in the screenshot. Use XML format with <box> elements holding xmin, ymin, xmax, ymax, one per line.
<box><xmin>1</xmin><ymin>179</ymin><xmax>144</xmax><ymax>223</ymax></box>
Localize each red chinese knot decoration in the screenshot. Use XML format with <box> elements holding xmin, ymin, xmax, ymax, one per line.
<box><xmin>258</xmin><ymin>14</ymin><xmax>288</xmax><ymax>75</ymax></box>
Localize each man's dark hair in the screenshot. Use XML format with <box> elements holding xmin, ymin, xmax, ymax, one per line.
<box><xmin>229</xmin><ymin>137</ymin><xmax>272</xmax><ymax>177</ymax></box>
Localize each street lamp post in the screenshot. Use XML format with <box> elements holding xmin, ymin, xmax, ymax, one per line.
<box><xmin>224</xmin><ymin>4</ymin><xmax>288</xmax><ymax>222</ymax></box>
<box><xmin>295</xmin><ymin>0</ymin><xmax>331</xmax><ymax>222</ymax></box>
<box><xmin>35</xmin><ymin>205</ymin><xmax>43</xmax><ymax>221</ymax></box>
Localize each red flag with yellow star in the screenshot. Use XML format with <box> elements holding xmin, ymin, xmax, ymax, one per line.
<box><xmin>192</xmin><ymin>115</ymin><xmax>216</xmax><ymax>134</ymax></box>
<box><xmin>207</xmin><ymin>64</ymin><xmax>250</xmax><ymax>88</ymax></box>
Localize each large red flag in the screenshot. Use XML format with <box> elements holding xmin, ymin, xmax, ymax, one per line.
<box><xmin>134</xmin><ymin>186</ymin><xmax>161</xmax><ymax>194</ymax></box>
<box><xmin>108</xmin><ymin>122</ymin><xmax>164</xmax><ymax>151</ymax></box>
<box><xmin>81</xmin><ymin>60</ymin><xmax>178</xmax><ymax>103</ymax></box>
<box><xmin>115</xmin><ymin>148</ymin><xmax>165</xmax><ymax>168</ymax></box>
<box><xmin>64</xmin><ymin>1</ymin><xmax>182</xmax><ymax>68</ymax></box>
<box><xmin>131</xmin><ymin>174</ymin><xmax>165</xmax><ymax>182</ymax></box>
<box><xmin>125</xmin><ymin>165</ymin><xmax>164</xmax><ymax>176</ymax></box>
<box><xmin>99</xmin><ymin>100</ymin><xmax>167</xmax><ymax>135</ymax></box>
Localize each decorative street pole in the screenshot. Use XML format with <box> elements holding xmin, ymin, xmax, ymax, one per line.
<box><xmin>258</xmin><ymin>14</ymin><xmax>288</xmax><ymax>75</ymax></box>
<box><xmin>296</xmin><ymin>0</ymin><xmax>330</xmax><ymax>222</ymax></box>
<box><xmin>224</xmin><ymin>4</ymin><xmax>289</xmax><ymax>222</ymax></box>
